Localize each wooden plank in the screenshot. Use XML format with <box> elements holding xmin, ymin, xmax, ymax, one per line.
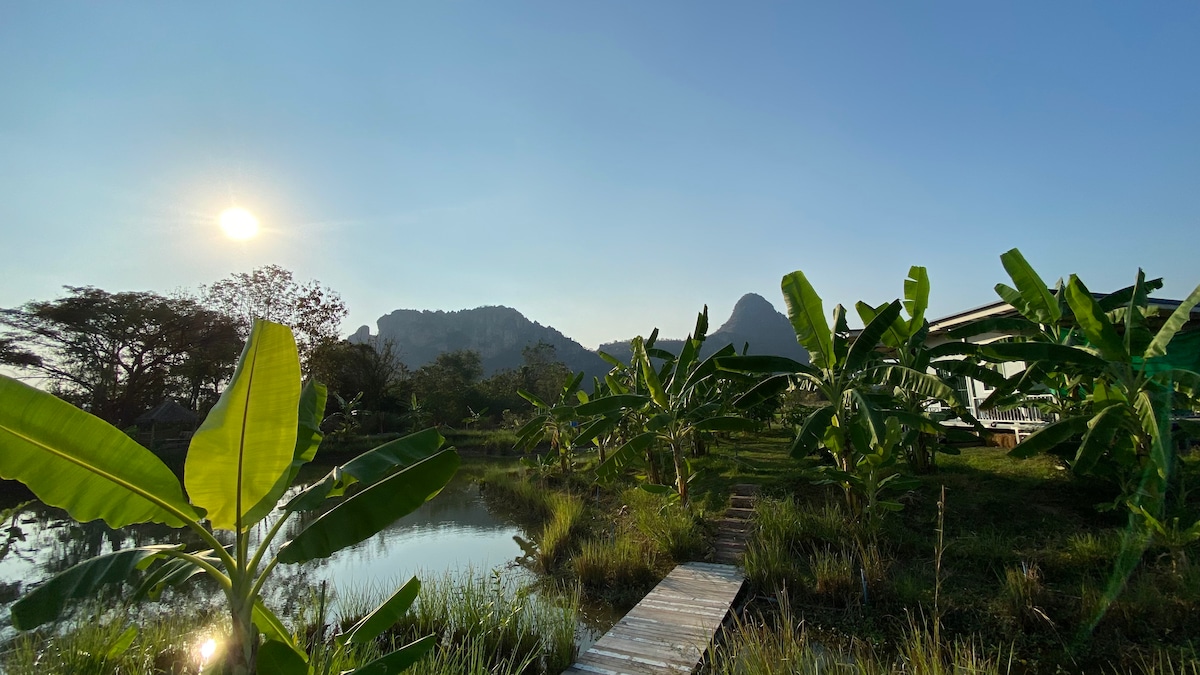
<box><xmin>566</xmin><ymin>562</ymin><xmax>744</xmax><ymax>674</ymax></box>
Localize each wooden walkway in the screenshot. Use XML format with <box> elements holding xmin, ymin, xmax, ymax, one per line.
<box><xmin>712</xmin><ymin>484</ymin><xmax>759</xmax><ymax>565</ymax></box>
<box><xmin>563</xmin><ymin>561</ymin><xmax>745</xmax><ymax>674</ymax></box>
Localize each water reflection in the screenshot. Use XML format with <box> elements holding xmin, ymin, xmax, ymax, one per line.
<box><xmin>0</xmin><ymin>467</ymin><xmax>616</xmax><ymax>647</ymax></box>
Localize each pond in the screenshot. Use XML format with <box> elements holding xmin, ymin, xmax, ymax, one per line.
<box><xmin>0</xmin><ymin>461</ymin><xmax>613</xmax><ymax>649</ymax></box>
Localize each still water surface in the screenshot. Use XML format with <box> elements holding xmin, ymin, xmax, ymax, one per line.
<box><xmin>0</xmin><ymin>465</ymin><xmax>612</xmax><ymax>645</ymax></box>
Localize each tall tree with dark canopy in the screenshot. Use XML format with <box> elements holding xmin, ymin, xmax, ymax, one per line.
<box><xmin>202</xmin><ymin>264</ymin><xmax>347</xmax><ymax>368</ymax></box>
<box><xmin>0</xmin><ymin>286</ymin><xmax>242</xmax><ymax>426</ymax></box>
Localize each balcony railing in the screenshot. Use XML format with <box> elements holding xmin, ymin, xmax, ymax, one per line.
<box><xmin>974</xmin><ymin>393</ymin><xmax>1054</xmax><ymax>426</ymax></box>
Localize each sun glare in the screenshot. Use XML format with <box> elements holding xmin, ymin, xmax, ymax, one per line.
<box><xmin>198</xmin><ymin>637</ymin><xmax>218</xmax><ymax>664</ymax></box>
<box><xmin>219</xmin><ymin>207</ymin><xmax>260</xmax><ymax>240</ymax></box>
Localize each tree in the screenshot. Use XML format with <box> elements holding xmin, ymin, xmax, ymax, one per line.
<box><xmin>0</xmin><ymin>286</ymin><xmax>242</xmax><ymax>426</ymax></box>
<box><xmin>0</xmin><ymin>320</ymin><xmax>458</xmax><ymax>674</ymax></box>
<box><xmin>308</xmin><ymin>338</ymin><xmax>411</xmax><ymax>431</ymax></box>
<box><xmin>411</xmin><ymin>350</ymin><xmax>485</xmax><ymax>426</ymax></box>
<box><xmin>202</xmin><ymin>264</ymin><xmax>347</xmax><ymax>368</ymax></box>
<box><xmin>580</xmin><ymin>308</ymin><xmax>758</xmax><ymax>505</ymax></box>
<box><xmin>719</xmin><ymin>271</ymin><xmax>964</xmax><ymax>514</ymax></box>
<box><xmin>515</xmin><ymin>371</ymin><xmax>587</xmax><ymax>474</ymax></box>
<box><xmin>997</xmin><ymin>267</ymin><xmax>1200</xmax><ymax>512</ymax></box>
<box><xmin>855</xmin><ymin>266</ymin><xmax>994</xmax><ymax>472</ymax></box>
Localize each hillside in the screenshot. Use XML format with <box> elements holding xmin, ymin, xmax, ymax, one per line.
<box><xmin>350</xmin><ymin>305</ymin><xmax>610</xmax><ymax>377</ymax></box>
<box><xmin>352</xmin><ymin>294</ymin><xmax>808</xmax><ymax>380</ymax></box>
<box><xmin>596</xmin><ymin>293</ymin><xmax>810</xmax><ymax>365</ymax></box>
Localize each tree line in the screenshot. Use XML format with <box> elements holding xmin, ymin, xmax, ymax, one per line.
<box><xmin>0</xmin><ymin>264</ymin><xmax>572</xmax><ymax>434</ymax></box>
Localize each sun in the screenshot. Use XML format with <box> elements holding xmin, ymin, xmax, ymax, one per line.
<box><xmin>219</xmin><ymin>207</ymin><xmax>259</xmax><ymax>240</ymax></box>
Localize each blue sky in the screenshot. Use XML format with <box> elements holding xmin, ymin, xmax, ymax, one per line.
<box><xmin>2</xmin><ymin>3</ymin><xmax>1197</xmax><ymax>349</ymax></box>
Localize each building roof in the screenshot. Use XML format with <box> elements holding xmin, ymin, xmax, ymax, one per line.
<box><xmin>928</xmin><ymin>294</ymin><xmax>1200</xmax><ymax>335</ymax></box>
<box><xmin>135</xmin><ymin>398</ymin><xmax>198</xmax><ymax>426</ymax></box>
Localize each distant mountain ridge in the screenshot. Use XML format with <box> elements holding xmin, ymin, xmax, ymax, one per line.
<box><xmin>596</xmin><ymin>293</ymin><xmax>810</xmax><ymax>366</ymax></box>
<box><xmin>350</xmin><ymin>306</ymin><xmax>610</xmax><ymax>377</ymax></box>
<box><xmin>351</xmin><ymin>293</ymin><xmax>808</xmax><ymax>379</ymax></box>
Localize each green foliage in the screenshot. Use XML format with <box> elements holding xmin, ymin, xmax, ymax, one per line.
<box><xmin>514</xmin><ymin>370</ymin><xmax>587</xmax><ymax>474</ymax></box>
<box><xmin>586</xmin><ymin>306</ymin><xmax>758</xmax><ymax>504</ymax></box>
<box><xmin>709</xmin><ymin>599</ymin><xmax>1014</xmax><ymax>675</ymax></box>
<box><xmin>381</xmin><ymin>571</ymin><xmax>578</xmax><ymax>674</ymax></box>
<box><xmin>573</xmin><ymin>535</ymin><xmax>658</xmax><ymax>596</ymax></box>
<box><xmin>984</xmin><ymin>256</ymin><xmax>1200</xmax><ymax>516</ymax></box>
<box><xmin>723</xmin><ymin>267</ymin><xmax>966</xmax><ymax>519</ymax></box>
<box><xmin>202</xmin><ymin>264</ymin><xmax>348</xmax><ymax>369</ymax></box>
<box><xmin>411</xmin><ymin>350</ymin><xmax>485</xmax><ymax>427</ymax></box>
<box><xmin>0</xmin><ymin>286</ymin><xmax>242</xmax><ymax>425</ymax></box>
<box><xmin>623</xmin><ymin>487</ymin><xmax>708</xmax><ymax>562</ymax></box>
<box><xmin>0</xmin><ymin>320</ymin><xmax>458</xmax><ymax>675</ymax></box>
<box><xmin>534</xmin><ymin>493</ymin><xmax>587</xmax><ymax>573</ymax></box>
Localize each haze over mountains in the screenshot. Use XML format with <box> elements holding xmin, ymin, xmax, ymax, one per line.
<box><xmin>350</xmin><ymin>293</ymin><xmax>809</xmax><ymax>379</ymax></box>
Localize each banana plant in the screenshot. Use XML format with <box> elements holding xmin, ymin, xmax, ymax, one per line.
<box><xmin>946</xmin><ymin>248</ymin><xmax>1164</xmax><ymax>420</ymax></box>
<box><xmin>514</xmin><ymin>370</ymin><xmax>586</xmax><ymax>474</ymax></box>
<box><xmin>854</xmin><ymin>266</ymin><xmax>988</xmax><ymax>472</ymax></box>
<box><xmin>0</xmin><ymin>320</ymin><xmax>459</xmax><ymax>675</ymax></box>
<box><xmin>578</xmin><ymin>308</ymin><xmax>758</xmax><ymax>505</ymax></box>
<box><xmin>1007</xmin><ymin>270</ymin><xmax>1200</xmax><ymax>513</ymax></box>
<box><xmin>720</xmin><ymin>271</ymin><xmax>959</xmax><ymax>503</ymax></box>
<box><xmin>809</xmin><ymin>416</ymin><xmax>919</xmax><ymax>530</ymax></box>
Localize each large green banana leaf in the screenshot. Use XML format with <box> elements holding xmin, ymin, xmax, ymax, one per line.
<box><xmin>595</xmin><ymin>432</ymin><xmax>657</xmax><ymax>482</ymax></box>
<box><xmin>257</xmin><ymin>640</ymin><xmax>309</xmax><ymax>675</ymax></box>
<box><xmin>12</xmin><ymin>545</ymin><xmax>180</xmax><ymax>629</ymax></box>
<box><xmin>791</xmin><ymin>405</ymin><xmax>836</xmax><ymax>459</ymax></box>
<box><xmin>782</xmin><ymin>271</ymin><xmax>833</xmax><ymax>370</ymax></box>
<box><xmin>244</xmin><ymin>380</ymin><xmax>328</xmax><ymax>525</ymax></box>
<box><xmin>340</xmin><ymin>428</ymin><xmax>446</xmax><ymax>486</ymax></box>
<box><xmin>999</xmin><ymin>248</ymin><xmax>1061</xmax><ymax>324</ymax></box>
<box><xmin>348</xmin><ymin>635</ymin><xmax>437</xmax><ymax>675</ymax></box>
<box><xmin>186</xmin><ymin>320</ymin><xmax>301</xmax><ymax>531</ymax></box>
<box><xmin>1144</xmin><ymin>282</ymin><xmax>1200</xmax><ymax>359</ymax></box>
<box><xmin>0</xmin><ymin>375</ymin><xmax>197</xmax><ymax>528</ymax></box>
<box><xmin>903</xmin><ymin>266</ymin><xmax>930</xmax><ymax>335</ymax></box>
<box><xmin>1065</xmin><ymin>276</ymin><xmax>1128</xmax><ymax>363</ymax></box>
<box><xmin>1008</xmin><ymin>416</ymin><xmax>1090</xmax><ymax>459</ymax></box>
<box><xmin>344</xmin><ymin>576</ymin><xmax>420</xmax><ymax>645</ymax></box>
<box><xmin>1073</xmin><ymin>404</ymin><xmax>1127</xmax><ymax>475</ymax></box>
<box><xmin>845</xmin><ymin>301</ymin><xmax>902</xmax><ymax>375</ymax></box>
<box><xmin>855</xmin><ymin>301</ymin><xmax>908</xmax><ymax>349</ymax></box>
<box><xmin>276</xmin><ymin>448</ymin><xmax>459</xmax><ymax>563</ymax></box>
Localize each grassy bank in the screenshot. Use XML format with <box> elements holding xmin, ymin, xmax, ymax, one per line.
<box><xmin>712</xmin><ymin>441</ymin><xmax>1200</xmax><ymax>673</ymax></box>
<box><xmin>478</xmin><ymin>465</ymin><xmax>711</xmax><ymax>608</ymax></box>
<box><xmin>0</xmin><ymin>570</ymin><xmax>579</xmax><ymax>675</ymax></box>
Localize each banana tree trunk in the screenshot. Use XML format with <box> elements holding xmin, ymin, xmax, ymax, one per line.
<box><xmin>226</xmin><ymin>591</ymin><xmax>258</xmax><ymax>675</ymax></box>
<box><xmin>672</xmin><ymin>440</ymin><xmax>689</xmax><ymax>506</ymax></box>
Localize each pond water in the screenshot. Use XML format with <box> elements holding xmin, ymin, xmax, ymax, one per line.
<box><xmin>0</xmin><ymin>463</ymin><xmax>614</xmax><ymax>647</ymax></box>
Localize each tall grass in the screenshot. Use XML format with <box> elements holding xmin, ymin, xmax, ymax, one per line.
<box><xmin>1</xmin><ymin>604</ymin><xmax>222</xmax><ymax>675</ymax></box>
<box><xmin>356</xmin><ymin>570</ymin><xmax>578</xmax><ymax>674</ymax></box>
<box><xmin>573</xmin><ymin>534</ymin><xmax>658</xmax><ymax>606</ymax></box>
<box><xmin>479</xmin><ymin>468</ymin><xmax>553</xmax><ymax>525</ymax></box>
<box><xmin>535</xmin><ymin>493</ymin><xmax>587</xmax><ymax>574</ymax></box>
<box><xmin>709</xmin><ymin>599</ymin><xmax>1015</xmax><ymax>675</ymax></box>
<box><xmin>622</xmin><ymin>488</ymin><xmax>708</xmax><ymax>562</ymax></box>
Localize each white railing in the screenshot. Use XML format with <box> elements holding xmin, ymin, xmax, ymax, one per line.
<box><xmin>975</xmin><ymin>397</ymin><xmax>1050</xmax><ymax>424</ymax></box>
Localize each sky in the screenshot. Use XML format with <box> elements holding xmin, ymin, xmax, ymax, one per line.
<box><xmin>2</xmin><ymin>3</ymin><xmax>1197</xmax><ymax>349</ymax></box>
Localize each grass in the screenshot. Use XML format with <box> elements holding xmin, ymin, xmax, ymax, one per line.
<box><xmin>535</xmin><ymin>493</ymin><xmax>587</xmax><ymax>573</ymax></box>
<box><xmin>1</xmin><ymin>602</ymin><xmax>222</xmax><ymax>675</ymax></box>
<box><xmin>709</xmin><ymin>597</ymin><xmax>1016</xmax><ymax>675</ymax></box>
<box><xmin>689</xmin><ymin>440</ymin><xmax>1200</xmax><ymax>672</ymax></box>
<box><xmin>1</xmin><ymin>571</ymin><xmax>578</xmax><ymax>675</ymax></box>
<box><xmin>622</xmin><ymin>487</ymin><xmax>709</xmax><ymax>562</ymax></box>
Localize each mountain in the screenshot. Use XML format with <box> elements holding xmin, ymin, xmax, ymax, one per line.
<box><xmin>352</xmin><ymin>293</ymin><xmax>808</xmax><ymax>381</ymax></box>
<box><xmin>595</xmin><ymin>291</ymin><xmax>811</xmax><ymax>365</ymax></box>
<box><xmin>349</xmin><ymin>305</ymin><xmax>610</xmax><ymax>378</ymax></box>
<box><xmin>596</xmin><ymin>293</ymin><xmax>810</xmax><ymax>365</ymax></box>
